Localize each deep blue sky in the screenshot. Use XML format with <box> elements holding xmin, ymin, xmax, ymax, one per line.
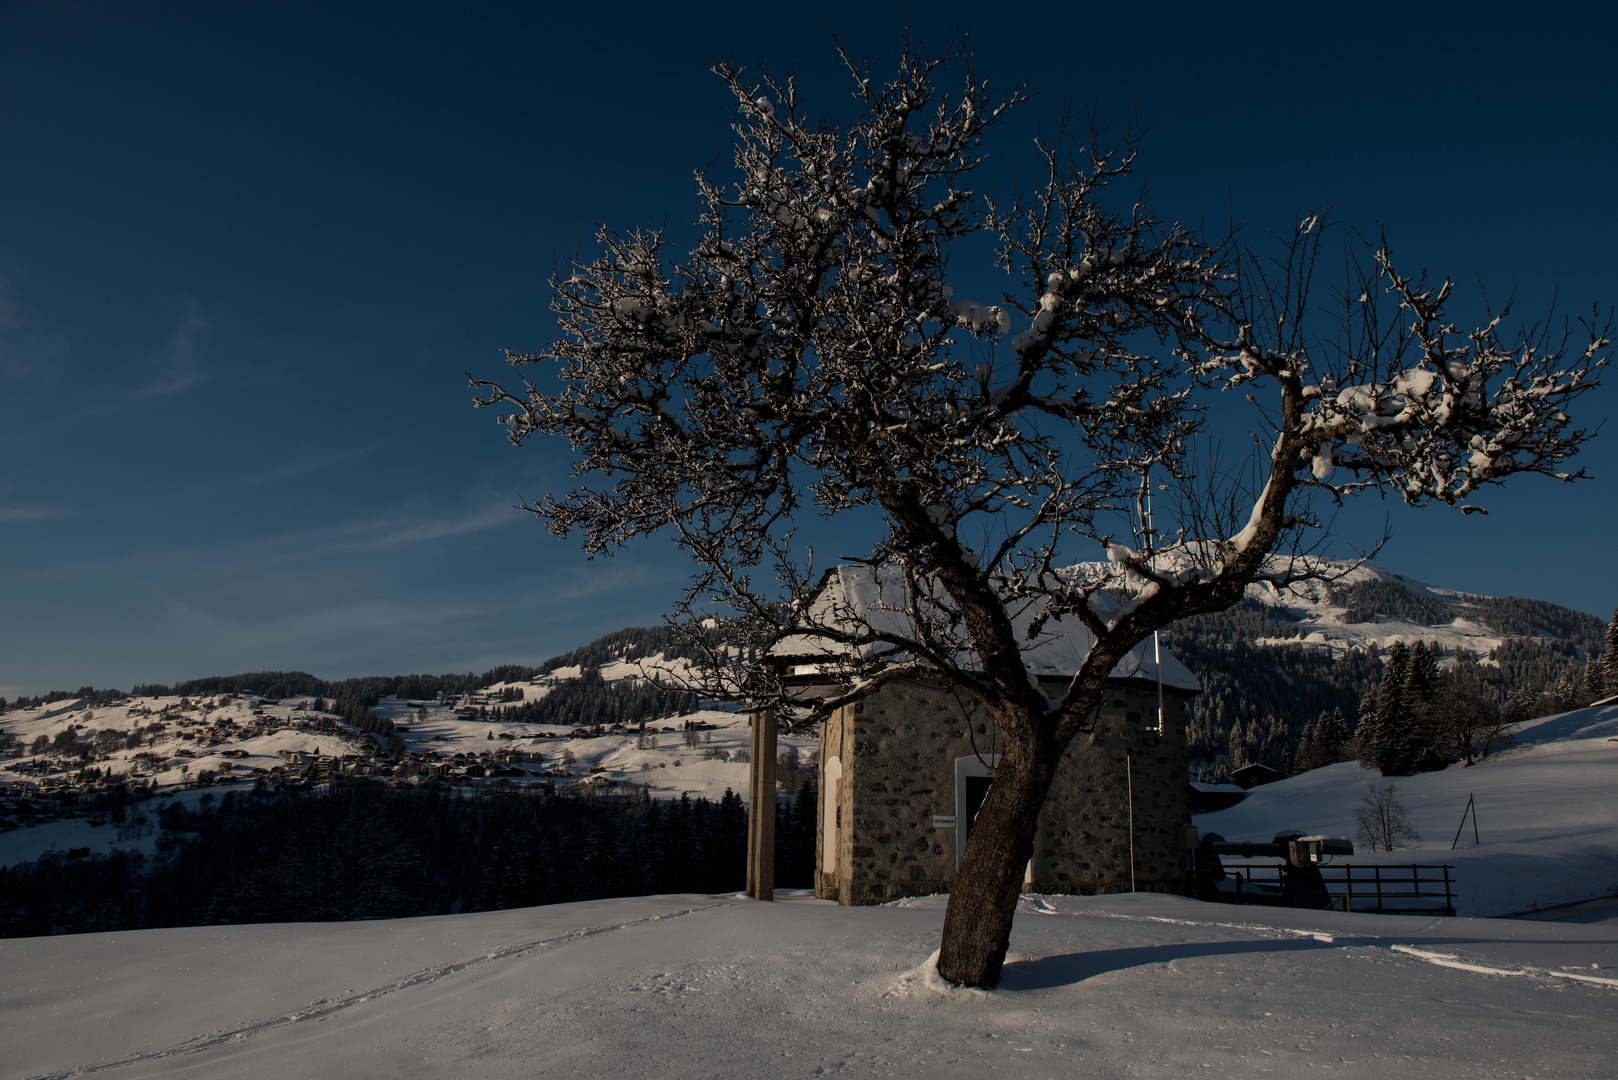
<box><xmin>3</xmin><ymin>2</ymin><xmax>1615</xmax><ymax>696</ymax></box>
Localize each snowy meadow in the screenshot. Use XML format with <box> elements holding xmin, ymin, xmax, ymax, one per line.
<box><xmin>2</xmin><ymin>891</ymin><xmax>1614</xmax><ymax>1080</ymax></box>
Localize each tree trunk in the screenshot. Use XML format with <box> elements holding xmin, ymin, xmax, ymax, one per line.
<box><xmin>935</xmin><ymin>728</ymin><xmax>1060</xmax><ymax>988</ymax></box>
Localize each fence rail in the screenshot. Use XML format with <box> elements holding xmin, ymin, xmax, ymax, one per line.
<box><xmin>1219</xmin><ymin>861</ymin><xmax>1456</xmax><ymax>916</ymax></box>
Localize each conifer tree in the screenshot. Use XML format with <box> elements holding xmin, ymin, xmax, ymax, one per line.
<box><xmin>1293</xmin><ymin>714</ymin><xmax>1321</xmax><ymax>773</ymax></box>
<box><xmin>1405</xmin><ymin>640</ymin><xmax>1448</xmax><ymax>771</ymax></box>
<box><xmin>1502</xmin><ymin>684</ymin><xmax>1528</xmax><ymax>722</ymax></box>
<box><xmin>1362</xmin><ymin>641</ymin><xmax>1411</xmax><ymax>774</ymax></box>
<box><xmin>1353</xmin><ymin>690</ymin><xmax>1377</xmax><ymax>764</ymax></box>
<box><xmin>1598</xmin><ymin>609</ymin><xmax>1618</xmax><ymax>698</ymax></box>
<box><xmin>1319</xmin><ymin>706</ymin><xmax>1349</xmax><ymax>762</ymax></box>
<box><xmin>1258</xmin><ymin>715</ymin><xmax>1293</xmax><ymax>771</ymax></box>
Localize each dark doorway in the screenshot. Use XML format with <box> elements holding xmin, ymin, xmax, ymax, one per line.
<box><xmin>963</xmin><ymin>774</ymin><xmax>993</xmax><ymax>843</ymax></box>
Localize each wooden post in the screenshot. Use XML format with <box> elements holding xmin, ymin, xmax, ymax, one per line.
<box><xmin>746</xmin><ymin>707</ymin><xmax>777</xmax><ymax>900</ymax></box>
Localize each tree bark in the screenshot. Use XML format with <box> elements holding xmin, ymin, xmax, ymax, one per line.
<box><xmin>935</xmin><ymin>723</ymin><xmax>1061</xmax><ymax>987</ymax></box>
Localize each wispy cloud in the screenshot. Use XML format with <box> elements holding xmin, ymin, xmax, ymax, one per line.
<box><xmin>226</xmin><ymin>502</ymin><xmax>525</xmax><ymax>562</ymax></box>
<box><xmin>340</xmin><ymin>504</ymin><xmax>520</xmax><ymax>551</ymax></box>
<box><xmin>19</xmin><ymin>500</ymin><xmax>529</xmax><ymax>585</ymax></box>
<box><xmin>183</xmin><ymin>444</ymin><xmax>380</xmax><ymax>500</ymax></box>
<box><xmin>132</xmin><ymin>301</ymin><xmax>208</xmax><ymax>398</ymax></box>
<box><xmin>0</xmin><ymin>506</ymin><xmax>58</xmax><ymax>523</ymax></box>
<box><xmin>112</xmin><ymin>560</ymin><xmax>656</xmax><ymax>681</ymax></box>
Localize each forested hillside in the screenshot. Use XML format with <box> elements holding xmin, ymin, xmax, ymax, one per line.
<box><xmin>1164</xmin><ymin>578</ymin><xmax>1613</xmax><ymax>780</ymax></box>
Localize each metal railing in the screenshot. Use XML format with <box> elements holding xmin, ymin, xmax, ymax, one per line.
<box><xmin>1220</xmin><ymin>861</ymin><xmax>1456</xmax><ymax>916</ymax></box>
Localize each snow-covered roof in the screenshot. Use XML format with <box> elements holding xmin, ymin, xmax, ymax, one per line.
<box><xmin>772</xmin><ymin>564</ymin><xmax>1199</xmax><ymax>692</ymax></box>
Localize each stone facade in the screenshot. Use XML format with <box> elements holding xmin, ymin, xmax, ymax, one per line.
<box><xmin>814</xmin><ymin>677</ymin><xmax>1195</xmax><ymax>905</ymax></box>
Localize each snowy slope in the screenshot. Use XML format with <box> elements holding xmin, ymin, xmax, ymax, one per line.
<box><xmin>1229</xmin><ymin>558</ymin><xmax>1593</xmax><ymax>660</ymax></box>
<box><xmin>1195</xmin><ymin>701</ymin><xmax>1618</xmax><ymax>916</ymax></box>
<box><xmin>1177</xmin><ymin>560</ymin><xmax>1494</xmax><ymax>657</ymax></box>
<box><xmin>1</xmin><ymin>891</ymin><xmax>1614</xmax><ymax>1080</ymax></box>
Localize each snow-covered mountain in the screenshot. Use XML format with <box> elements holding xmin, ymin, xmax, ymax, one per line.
<box><xmin>1</xmin><ymin>559</ymin><xmax>1607</xmax><ymax>869</ymax></box>
<box><xmin>1154</xmin><ymin>560</ymin><xmax>1608</xmax><ymax>774</ymax></box>
<box><xmin>0</xmin><ymin>686</ymin><xmax>815</xmax><ymax>870</ymax></box>
<box><xmin>1213</xmin><ymin>559</ymin><xmax>1606</xmax><ymax>660</ymax></box>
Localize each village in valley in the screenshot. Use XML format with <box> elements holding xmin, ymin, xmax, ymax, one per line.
<box><xmin>0</xmin><ymin>666</ymin><xmax>820</xmax><ymax>855</ymax></box>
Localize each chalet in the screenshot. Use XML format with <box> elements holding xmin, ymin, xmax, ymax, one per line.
<box><xmin>1229</xmin><ymin>762</ymin><xmax>1282</xmax><ymax>790</ymax></box>
<box><xmin>773</xmin><ymin>565</ymin><xmax>1201</xmax><ymax>906</ymax></box>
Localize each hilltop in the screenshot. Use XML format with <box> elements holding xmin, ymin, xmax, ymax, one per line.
<box><xmin>1155</xmin><ymin>560</ymin><xmax>1608</xmax><ymax>777</ymax></box>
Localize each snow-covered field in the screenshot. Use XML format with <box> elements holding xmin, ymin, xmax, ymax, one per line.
<box><xmin>1</xmin><ymin>890</ymin><xmax>1614</xmax><ymax>1080</ymax></box>
<box><xmin>6</xmin><ymin>699</ymin><xmax>1614</xmax><ymax>1078</ymax></box>
<box><xmin>0</xmin><ymin>694</ymin><xmax>365</xmax><ymax>791</ymax></box>
<box><xmin>1196</xmin><ymin>701</ymin><xmax>1618</xmax><ymax>917</ymax></box>
<box><xmin>369</xmin><ymin>690</ymin><xmax>816</xmax><ymax>804</ymax></box>
<box><xmin>3</xmin><ymin>615</ymin><xmax>1618</xmax><ymax>1077</ymax></box>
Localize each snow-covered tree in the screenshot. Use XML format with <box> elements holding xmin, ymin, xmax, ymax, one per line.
<box><xmin>1293</xmin><ymin>713</ymin><xmax>1319</xmax><ymax>772</ymax></box>
<box><xmin>1295</xmin><ymin>705</ymin><xmax>1351</xmax><ymax>773</ymax></box>
<box><xmin>1361</xmin><ymin>641</ymin><xmax>1409</xmax><ymax>774</ymax></box>
<box><xmin>1598</xmin><ymin>609</ymin><xmax>1618</xmax><ymax>697</ymax></box>
<box><xmin>472</xmin><ymin>44</ymin><xmax>1609</xmax><ymax>987</ymax></box>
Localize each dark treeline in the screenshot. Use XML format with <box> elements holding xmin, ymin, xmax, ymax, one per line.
<box><xmin>1163</xmin><ymin>599</ymin><xmax>1382</xmax><ymax>777</ymax></box>
<box><xmin>493</xmin><ymin>668</ymin><xmax>699</xmax><ymax>728</ymax></box>
<box><xmin>8</xmin><ymin>627</ymin><xmax>700</xmax><ymax>717</ymax></box>
<box><xmin>1329</xmin><ymin>578</ymin><xmax>1456</xmax><ymax>626</ymax></box>
<box><xmin>6</xmin><ymin>686</ymin><xmax>132</xmax><ymax>711</ymax></box>
<box><xmin>536</xmin><ymin>625</ymin><xmax>701</xmax><ymax>674</ymax></box>
<box><xmin>0</xmin><ymin>780</ymin><xmax>817</xmax><ymax>939</ymax></box>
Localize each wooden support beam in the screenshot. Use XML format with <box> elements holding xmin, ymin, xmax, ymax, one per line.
<box><xmin>746</xmin><ymin>707</ymin><xmax>777</xmax><ymax>900</ymax></box>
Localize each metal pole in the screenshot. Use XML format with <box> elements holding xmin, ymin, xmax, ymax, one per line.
<box><xmin>1144</xmin><ymin>475</ymin><xmax>1164</xmax><ymax>736</ymax></box>
<box><xmin>1127</xmin><ymin>752</ymin><xmax>1137</xmax><ymax>893</ymax></box>
<box><xmin>1451</xmin><ymin>793</ymin><xmax>1476</xmax><ymax>850</ymax></box>
<box><xmin>1154</xmin><ymin>630</ymin><xmax>1164</xmax><ymax>734</ymax></box>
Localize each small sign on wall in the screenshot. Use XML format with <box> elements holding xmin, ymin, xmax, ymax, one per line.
<box><xmin>932</xmin><ymin>815</ymin><xmax>956</xmax><ymax>828</ymax></box>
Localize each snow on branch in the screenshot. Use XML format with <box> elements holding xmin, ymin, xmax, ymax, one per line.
<box><xmin>471</xmin><ymin>46</ymin><xmax>1606</xmax><ymax>737</ymax></box>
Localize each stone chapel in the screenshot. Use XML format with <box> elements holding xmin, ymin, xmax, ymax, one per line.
<box><xmin>771</xmin><ymin>565</ymin><xmax>1201</xmax><ymax>906</ymax></box>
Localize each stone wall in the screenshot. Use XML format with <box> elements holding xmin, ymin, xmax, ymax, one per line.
<box><xmin>815</xmin><ymin>678</ymin><xmax>1193</xmax><ymax>905</ymax></box>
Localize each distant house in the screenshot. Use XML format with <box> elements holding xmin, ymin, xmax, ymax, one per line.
<box><xmin>1230</xmin><ymin>763</ymin><xmax>1282</xmax><ymax>790</ymax></box>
